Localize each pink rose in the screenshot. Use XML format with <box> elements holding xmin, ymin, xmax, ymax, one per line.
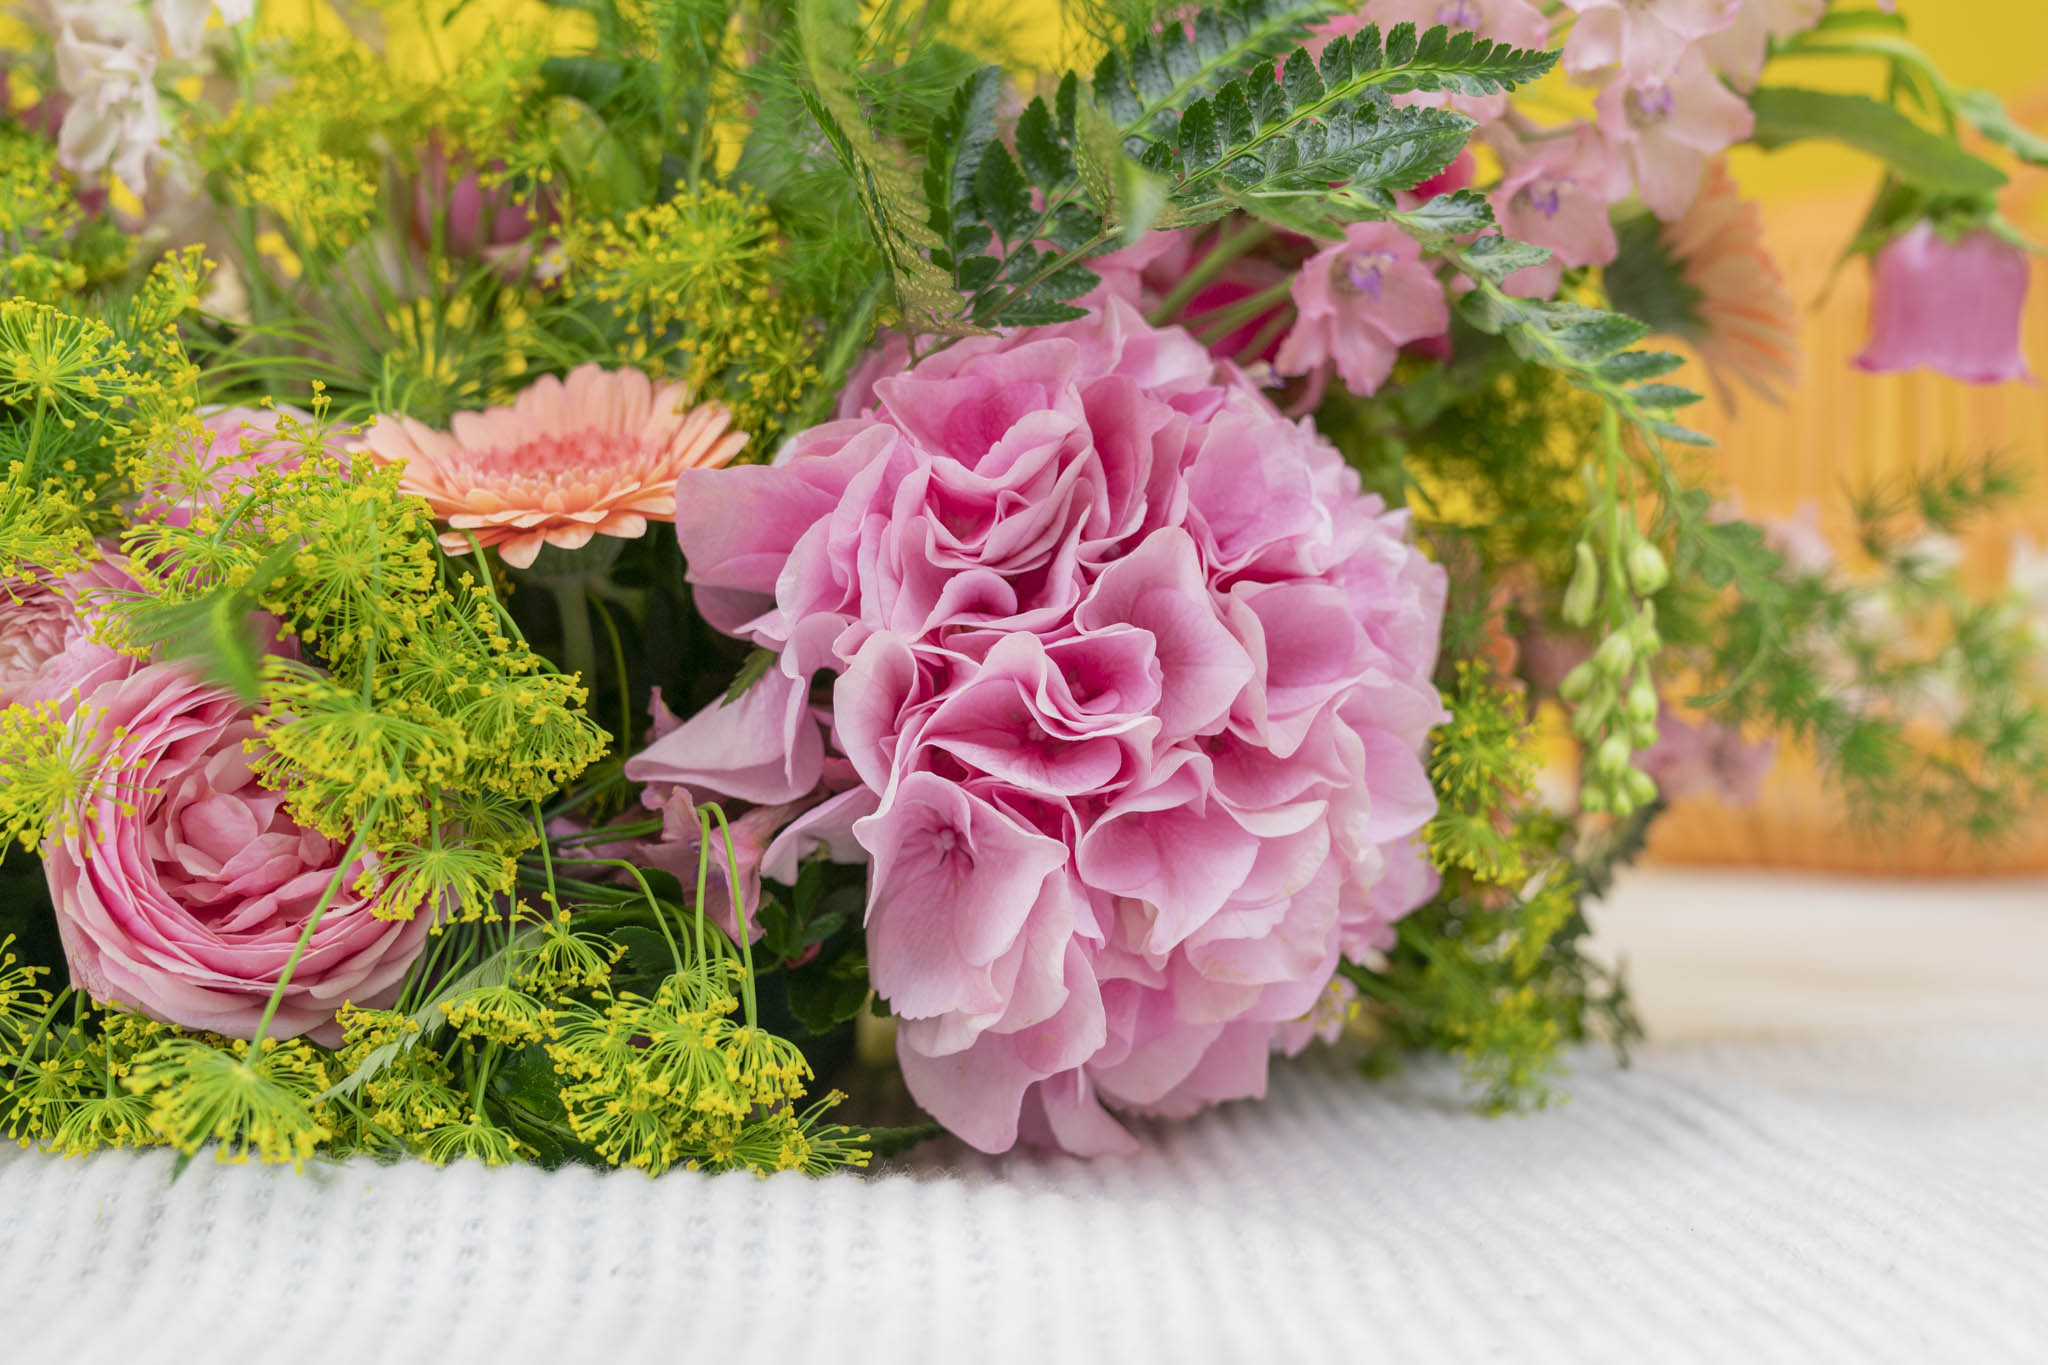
<box><xmin>0</xmin><ymin>551</ymin><xmax>139</xmax><ymax>713</ymax></box>
<box><xmin>43</xmin><ymin>663</ymin><xmax>432</xmax><ymax>1043</ymax></box>
<box><xmin>1854</xmin><ymin>221</ymin><xmax>2035</xmax><ymax>386</ymax></box>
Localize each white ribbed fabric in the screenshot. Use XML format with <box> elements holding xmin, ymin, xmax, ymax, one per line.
<box><xmin>3</xmin><ymin>870</ymin><xmax>2045</xmax><ymax>1364</ymax></box>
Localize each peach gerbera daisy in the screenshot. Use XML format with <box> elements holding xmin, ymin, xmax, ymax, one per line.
<box><xmin>364</xmin><ymin>364</ymin><xmax>747</xmax><ymax>569</ymax></box>
<box><xmin>1606</xmin><ymin>160</ymin><xmax>1802</xmax><ymax>410</ymax></box>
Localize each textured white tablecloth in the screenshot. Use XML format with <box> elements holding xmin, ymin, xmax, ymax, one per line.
<box><xmin>4</xmin><ymin>868</ymin><xmax>2046</xmax><ymax>1363</ymax></box>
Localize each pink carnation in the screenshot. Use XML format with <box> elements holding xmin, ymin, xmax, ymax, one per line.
<box><xmin>638</xmin><ymin>298</ymin><xmax>1447</xmax><ymax>1154</ymax></box>
<box><xmin>1275</xmin><ymin>221</ymin><xmax>1450</xmax><ymax>396</ymax></box>
<box><xmin>0</xmin><ymin>551</ymin><xmax>139</xmax><ymax>713</ymax></box>
<box><xmin>43</xmin><ymin>663</ymin><xmax>433</xmax><ymax>1043</ymax></box>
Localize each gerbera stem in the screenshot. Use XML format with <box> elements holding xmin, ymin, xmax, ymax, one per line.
<box><xmin>550</xmin><ymin>581</ymin><xmax>599</xmax><ymax>699</ymax></box>
<box><xmin>1147</xmin><ymin>220</ymin><xmax>1275</xmax><ymax>329</ymax></box>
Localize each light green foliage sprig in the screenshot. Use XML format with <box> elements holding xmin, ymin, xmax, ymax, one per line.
<box><xmin>1347</xmin><ymin>665</ymin><xmax>1637</xmax><ymax>1111</ymax></box>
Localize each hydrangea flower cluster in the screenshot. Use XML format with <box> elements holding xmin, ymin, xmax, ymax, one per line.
<box><xmin>629</xmin><ymin>299</ymin><xmax>1448</xmax><ymax>1153</ymax></box>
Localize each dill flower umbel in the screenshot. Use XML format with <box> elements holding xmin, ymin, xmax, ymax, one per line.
<box><xmin>363</xmin><ymin>364</ymin><xmax>748</xmax><ymax>570</ymax></box>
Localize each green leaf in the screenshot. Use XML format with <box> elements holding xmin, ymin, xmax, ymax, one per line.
<box><xmin>1748</xmin><ymin>87</ymin><xmax>2007</xmax><ymax>196</ymax></box>
<box><xmin>1954</xmin><ymin>89</ymin><xmax>2048</xmax><ymax>168</ymax></box>
<box><xmin>722</xmin><ymin>646</ymin><xmax>777</xmax><ymax>705</ymax></box>
<box><xmin>1458</xmin><ymin>232</ymin><xmax>1551</xmax><ymax>284</ymax></box>
<box><xmin>1014</xmin><ymin>96</ymin><xmax>1073</xmax><ymax>189</ymax></box>
<box><xmin>1394</xmin><ymin>189</ymin><xmax>1495</xmax><ymax>238</ymax></box>
<box><xmin>1092</xmin><ymin>0</ymin><xmax>1333</xmax><ymax>138</ymax></box>
<box><xmin>1593</xmin><ymin>350</ymin><xmax>1688</xmax><ymax>383</ymax></box>
<box><xmin>1626</xmin><ymin>383</ymin><xmax>1704</xmax><ymax>411</ymax></box>
<box><xmin>784</xmin><ymin>945</ymin><xmax>872</xmax><ymax>1035</ymax></box>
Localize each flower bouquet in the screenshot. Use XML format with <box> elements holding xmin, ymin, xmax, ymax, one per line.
<box><xmin>1</xmin><ymin>0</ymin><xmax>2042</xmax><ymax>1173</ymax></box>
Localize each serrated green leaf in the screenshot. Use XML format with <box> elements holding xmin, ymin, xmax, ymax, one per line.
<box><xmin>1094</xmin><ymin>0</ymin><xmax>1332</xmax><ymax>139</ymax></box>
<box><xmin>722</xmin><ymin>646</ymin><xmax>777</xmax><ymax>705</ymax></box>
<box><xmin>1594</xmin><ymin>350</ymin><xmax>1688</xmax><ymax>383</ymax></box>
<box><xmin>1395</xmin><ymin>189</ymin><xmax>1495</xmax><ymax>238</ymax></box>
<box><xmin>1955</xmin><ymin>89</ymin><xmax>2048</xmax><ymax>168</ymax></box>
<box><xmin>1749</xmin><ymin>87</ymin><xmax>2007</xmax><ymax>196</ymax></box>
<box><xmin>975</xmin><ymin>139</ymin><xmax>1037</xmax><ymax>242</ymax></box>
<box><xmin>784</xmin><ymin>945</ymin><xmax>872</xmax><ymax>1035</ymax></box>
<box><xmin>1627</xmin><ymin>383</ymin><xmax>1704</xmax><ymax>411</ymax></box>
<box><xmin>1458</xmin><ymin>232</ymin><xmax>1551</xmax><ymax>283</ymax></box>
<box><xmin>1015</xmin><ymin>96</ymin><xmax>1073</xmax><ymax>188</ymax></box>
<box><xmin>1642</xmin><ymin>419</ymin><xmax>1715</xmax><ymax>447</ymax></box>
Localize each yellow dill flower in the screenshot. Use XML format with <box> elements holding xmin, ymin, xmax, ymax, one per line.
<box><xmin>440</xmin><ymin>983</ymin><xmax>554</xmax><ymax>1045</ymax></box>
<box><xmin>124</xmin><ymin>1035</ymin><xmax>334</xmax><ymax>1167</ymax></box>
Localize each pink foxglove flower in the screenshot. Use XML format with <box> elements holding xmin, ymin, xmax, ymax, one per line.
<box><xmin>1491</xmin><ymin>127</ymin><xmax>1621</xmax><ymax>298</ymax></box>
<box><xmin>640</xmin><ymin>297</ymin><xmax>1447</xmax><ymax>1154</ymax></box>
<box><xmin>1275</xmin><ymin>222</ymin><xmax>1449</xmax><ymax>395</ymax></box>
<box><xmin>0</xmin><ymin>552</ymin><xmax>138</xmax><ymax>712</ymax></box>
<box><xmin>1596</xmin><ymin>51</ymin><xmax>1755</xmax><ymax>220</ymax></box>
<box><xmin>364</xmin><ymin>364</ymin><xmax>749</xmax><ymax>569</ymax></box>
<box><xmin>1854</xmin><ymin>221</ymin><xmax>2035</xmax><ymax>386</ymax></box>
<box><xmin>43</xmin><ymin>663</ymin><xmax>433</xmax><ymax>1043</ymax></box>
<box><xmin>1560</xmin><ymin>0</ymin><xmax>1739</xmax><ymax>83</ymax></box>
<box><xmin>1701</xmin><ymin>0</ymin><xmax>1824</xmax><ymax>90</ymax></box>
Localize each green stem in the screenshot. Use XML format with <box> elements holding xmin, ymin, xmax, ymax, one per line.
<box><xmin>551</xmin><ymin>582</ymin><xmax>597</xmax><ymax>694</ymax></box>
<box><xmin>1192</xmin><ymin>279</ymin><xmax>1295</xmax><ymax>346</ymax></box>
<box><xmin>588</xmin><ymin>592</ymin><xmax>632</xmax><ymax>750</ymax></box>
<box><xmin>706</xmin><ymin>804</ymin><xmax>757</xmax><ymax>1027</ymax></box>
<box><xmin>1147</xmin><ymin>220</ymin><xmax>1274</xmax><ymax>327</ymax></box>
<box><xmin>249</xmin><ymin>814</ymin><xmax>376</xmax><ymax>1048</ymax></box>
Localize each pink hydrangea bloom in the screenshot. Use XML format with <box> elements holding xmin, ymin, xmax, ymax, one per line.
<box><xmin>1491</xmin><ymin>127</ymin><xmax>1621</xmax><ymax>297</ymax></box>
<box><xmin>1276</xmin><ymin>222</ymin><xmax>1449</xmax><ymax>396</ymax></box>
<box><xmin>43</xmin><ymin>663</ymin><xmax>433</xmax><ymax>1043</ymax></box>
<box><xmin>1560</xmin><ymin>0</ymin><xmax>1739</xmax><ymax>83</ymax></box>
<box><xmin>1701</xmin><ymin>0</ymin><xmax>1824</xmax><ymax>90</ymax></box>
<box><xmin>642</xmin><ymin>297</ymin><xmax>1447</xmax><ymax>1153</ymax></box>
<box><xmin>1854</xmin><ymin>221</ymin><xmax>2035</xmax><ymax>386</ymax></box>
<box><xmin>1595</xmin><ymin>51</ymin><xmax>1755</xmax><ymax>220</ymax></box>
<box><xmin>0</xmin><ymin>551</ymin><xmax>139</xmax><ymax>713</ymax></box>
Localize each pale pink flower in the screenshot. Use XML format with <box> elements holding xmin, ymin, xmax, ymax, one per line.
<box><xmin>1491</xmin><ymin>127</ymin><xmax>1621</xmax><ymax>297</ymax></box>
<box><xmin>51</xmin><ymin>31</ymin><xmax>160</xmax><ymax>191</ymax></box>
<box><xmin>1560</xmin><ymin>0</ymin><xmax>1739</xmax><ymax>83</ymax></box>
<box><xmin>43</xmin><ymin>663</ymin><xmax>432</xmax><ymax>1043</ymax></box>
<box><xmin>1854</xmin><ymin>221</ymin><xmax>2035</xmax><ymax>386</ymax></box>
<box><xmin>134</xmin><ymin>405</ymin><xmax>310</xmax><ymax>529</ymax></box>
<box><xmin>642</xmin><ymin>297</ymin><xmax>1448</xmax><ymax>1154</ymax></box>
<box><xmin>1638</xmin><ymin>711</ymin><xmax>1775</xmax><ymax>807</ymax></box>
<box><xmin>0</xmin><ymin>552</ymin><xmax>138</xmax><ymax>712</ymax></box>
<box><xmin>1701</xmin><ymin>0</ymin><xmax>1824</xmax><ymax>90</ymax></box>
<box><xmin>363</xmin><ymin>364</ymin><xmax>748</xmax><ymax>570</ymax></box>
<box><xmin>1596</xmin><ymin>50</ymin><xmax>1755</xmax><ymax>220</ymax></box>
<box><xmin>1276</xmin><ymin>222</ymin><xmax>1449</xmax><ymax>395</ymax></box>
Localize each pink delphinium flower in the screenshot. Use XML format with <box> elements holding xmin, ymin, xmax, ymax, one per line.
<box><xmin>364</xmin><ymin>364</ymin><xmax>749</xmax><ymax>570</ymax></box>
<box><xmin>1560</xmin><ymin>0</ymin><xmax>1739</xmax><ymax>83</ymax></box>
<box><xmin>1701</xmin><ymin>0</ymin><xmax>1824</xmax><ymax>90</ymax></box>
<box><xmin>0</xmin><ymin>551</ymin><xmax>138</xmax><ymax>712</ymax></box>
<box><xmin>1491</xmin><ymin>127</ymin><xmax>1621</xmax><ymax>298</ymax></box>
<box><xmin>1276</xmin><ymin>221</ymin><xmax>1450</xmax><ymax>395</ymax></box>
<box><xmin>1853</xmin><ymin>221</ymin><xmax>2035</xmax><ymax>386</ymax></box>
<box><xmin>1596</xmin><ymin>51</ymin><xmax>1755</xmax><ymax>220</ymax></box>
<box><xmin>43</xmin><ymin>663</ymin><xmax>433</xmax><ymax>1043</ymax></box>
<box><xmin>638</xmin><ymin>297</ymin><xmax>1447</xmax><ymax>1154</ymax></box>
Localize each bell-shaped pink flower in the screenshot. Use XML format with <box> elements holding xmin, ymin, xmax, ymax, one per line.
<box><xmin>1561</xmin><ymin>0</ymin><xmax>1739</xmax><ymax>83</ymax></box>
<box><xmin>1491</xmin><ymin>127</ymin><xmax>1621</xmax><ymax>298</ymax></box>
<box><xmin>1854</xmin><ymin>221</ymin><xmax>2035</xmax><ymax>386</ymax></box>
<box><xmin>1275</xmin><ymin>222</ymin><xmax>1449</xmax><ymax>396</ymax></box>
<box><xmin>1596</xmin><ymin>50</ymin><xmax>1755</xmax><ymax>220</ymax></box>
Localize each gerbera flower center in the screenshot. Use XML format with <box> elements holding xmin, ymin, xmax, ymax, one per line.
<box><xmin>462</xmin><ymin>430</ymin><xmax>651</xmax><ymax>494</ymax></box>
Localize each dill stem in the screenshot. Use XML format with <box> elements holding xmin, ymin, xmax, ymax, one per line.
<box><xmin>249</xmin><ymin>815</ymin><xmax>375</xmax><ymax>1049</ymax></box>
